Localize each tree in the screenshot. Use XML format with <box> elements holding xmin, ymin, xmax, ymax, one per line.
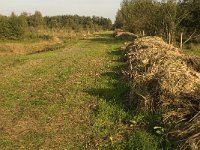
<box><xmin>115</xmin><ymin>0</ymin><xmax>198</xmax><ymax>44</ymax></box>
<box><xmin>28</xmin><ymin>11</ymin><xmax>44</xmax><ymax>28</ymax></box>
<box><xmin>118</xmin><ymin>0</ymin><xmax>160</xmax><ymax>34</ymax></box>
<box><xmin>114</xmin><ymin>9</ymin><xmax>124</xmax><ymax>29</ymax></box>
<box><xmin>0</xmin><ymin>12</ymin><xmax>26</xmax><ymax>40</ymax></box>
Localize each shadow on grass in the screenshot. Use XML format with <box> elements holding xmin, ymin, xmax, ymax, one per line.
<box><xmin>84</xmin><ymin>34</ymin><xmax>173</xmax><ymax>149</ymax></box>
<box><xmin>83</xmin><ymin>32</ymin><xmax>126</xmax><ymax>45</ymax></box>
<box><xmin>85</xmin><ymin>34</ymin><xmax>131</xmax><ymax>112</ymax></box>
<box><xmin>88</xmin><ymin>37</ymin><xmax>123</xmax><ymax>45</ymax></box>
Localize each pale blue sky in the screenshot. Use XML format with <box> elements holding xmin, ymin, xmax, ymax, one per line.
<box><xmin>0</xmin><ymin>0</ymin><xmax>122</xmax><ymax>21</ymax></box>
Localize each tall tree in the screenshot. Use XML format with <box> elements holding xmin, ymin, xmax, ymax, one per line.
<box><xmin>28</xmin><ymin>11</ymin><xmax>44</xmax><ymax>28</ymax></box>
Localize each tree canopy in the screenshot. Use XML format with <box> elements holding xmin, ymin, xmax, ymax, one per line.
<box><xmin>114</xmin><ymin>0</ymin><xmax>200</xmax><ymax>43</ymax></box>
<box><xmin>0</xmin><ymin>11</ymin><xmax>112</xmax><ymax>40</ymax></box>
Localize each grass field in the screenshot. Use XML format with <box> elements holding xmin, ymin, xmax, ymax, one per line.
<box><xmin>0</xmin><ymin>32</ymin><xmax>136</xmax><ymax>149</ymax></box>
<box><xmin>2</xmin><ymin>32</ymin><xmax>183</xmax><ymax>149</ymax></box>
<box><xmin>183</xmin><ymin>40</ymin><xmax>200</xmax><ymax>56</ymax></box>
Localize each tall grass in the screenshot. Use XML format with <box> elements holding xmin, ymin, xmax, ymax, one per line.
<box><xmin>0</xmin><ymin>28</ymin><xmax>93</xmax><ymax>55</ymax></box>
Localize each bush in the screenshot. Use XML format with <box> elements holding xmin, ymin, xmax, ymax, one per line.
<box><xmin>0</xmin><ymin>14</ymin><xmax>26</xmax><ymax>40</ymax></box>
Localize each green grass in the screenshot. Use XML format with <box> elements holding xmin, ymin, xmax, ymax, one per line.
<box><xmin>0</xmin><ymin>32</ymin><xmax>162</xmax><ymax>149</ymax></box>
<box><xmin>183</xmin><ymin>43</ymin><xmax>200</xmax><ymax>56</ymax></box>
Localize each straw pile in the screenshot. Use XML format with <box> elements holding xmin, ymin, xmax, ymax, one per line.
<box><xmin>114</xmin><ymin>30</ymin><xmax>138</xmax><ymax>41</ymax></box>
<box><xmin>124</xmin><ymin>36</ymin><xmax>200</xmax><ymax>149</ymax></box>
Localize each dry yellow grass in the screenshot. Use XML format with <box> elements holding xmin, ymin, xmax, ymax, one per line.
<box><xmin>0</xmin><ymin>37</ymin><xmax>64</xmax><ymax>55</ymax></box>
<box><xmin>0</xmin><ymin>29</ymin><xmax>96</xmax><ymax>55</ymax></box>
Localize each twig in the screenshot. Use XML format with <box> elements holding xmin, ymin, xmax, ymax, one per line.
<box><xmin>183</xmin><ymin>29</ymin><xmax>197</xmax><ymax>44</ymax></box>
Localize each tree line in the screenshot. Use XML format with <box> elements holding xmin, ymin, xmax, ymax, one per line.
<box><xmin>0</xmin><ymin>11</ymin><xmax>112</xmax><ymax>40</ymax></box>
<box><xmin>115</xmin><ymin>0</ymin><xmax>200</xmax><ymax>44</ymax></box>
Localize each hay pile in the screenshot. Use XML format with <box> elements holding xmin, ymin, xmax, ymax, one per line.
<box><xmin>51</xmin><ymin>36</ymin><xmax>62</xmax><ymax>43</ymax></box>
<box><xmin>114</xmin><ymin>30</ymin><xmax>138</xmax><ymax>41</ymax></box>
<box><xmin>124</xmin><ymin>36</ymin><xmax>200</xmax><ymax>149</ymax></box>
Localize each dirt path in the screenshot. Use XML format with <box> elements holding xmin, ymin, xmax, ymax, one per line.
<box><xmin>0</xmin><ymin>33</ymin><xmax>130</xmax><ymax>149</ymax></box>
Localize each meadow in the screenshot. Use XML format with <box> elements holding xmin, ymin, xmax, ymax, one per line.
<box><xmin>0</xmin><ymin>29</ymin><xmax>199</xmax><ymax>150</ymax></box>
<box><xmin>0</xmin><ymin>32</ymin><xmax>137</xmax><ymax>149</ymax></box>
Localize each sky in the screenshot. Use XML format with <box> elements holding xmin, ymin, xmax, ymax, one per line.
<box><xmin>0</xmin><ymin>0</ymin><xmax>122</xmax><ymax>22</ymax></box>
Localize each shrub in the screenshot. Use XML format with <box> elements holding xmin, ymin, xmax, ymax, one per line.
<box><xmin>0</xmin><ymin>13</ymin><xmax>26</xmax><ymax>40</ymax></box>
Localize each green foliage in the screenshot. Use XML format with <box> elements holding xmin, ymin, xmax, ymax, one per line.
<box><xmin>44</xmin><ymin>15</ymin><xmax>112</xmax><ymax>31</ymax></box>
<box><xmin>179</xmin><ymin>0</ymin><xmax>200</xmax><ymax>33</ymax></box>
<box><xmin>117</xmin><ymin>0</ymin><xmax>160</xmax><ymax>34</ymax></box>
<box><xmin>0</xmin><ymin>13</ymin><xmax>26</xmax><ymax>40</ymax></box>
<box><xmin>114</xmin><ymin>10</ymin><xmax>124</xmax><ymax>29</ymax></box>
<box><xmin>0</xmin><ymin>11</ymin><xmax>112</xmax><ymax>40</ymax></box>
<box><xmin>28</xmin><ymin>11</ymin><xmax>44</xmax><ymax>28</ymax></box>
<box><xmin>115</xmin><ymin>0</ymin><xmax>200</xmax><ymax>42</ymax></box>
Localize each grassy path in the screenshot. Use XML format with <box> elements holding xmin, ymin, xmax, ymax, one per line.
<box><xmin>0</xmin><ymin>33</ymin><xmax>131</xmax><ymax>149</ymax></box>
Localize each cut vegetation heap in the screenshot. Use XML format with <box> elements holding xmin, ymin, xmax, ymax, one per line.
<box><xmin>114</xmin><ymin>30</ymin><xmax>138</xmax><ymax>41</ymax></box>
<box><xmin>124</xmin><ymin>36</ymin><xmax>200</xmax><ymax>149</ymax></box>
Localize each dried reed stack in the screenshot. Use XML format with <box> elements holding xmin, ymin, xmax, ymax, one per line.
<box><xmin>124</xmin><ymin>36</ymin><xmax>200</xmax><ymax>150</ymax></box>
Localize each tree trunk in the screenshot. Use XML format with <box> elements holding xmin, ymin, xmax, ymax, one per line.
<box><xmin>180</xmin><ymin>32</ymin><xmax>183</xmax><ymax>50</ymax></box>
